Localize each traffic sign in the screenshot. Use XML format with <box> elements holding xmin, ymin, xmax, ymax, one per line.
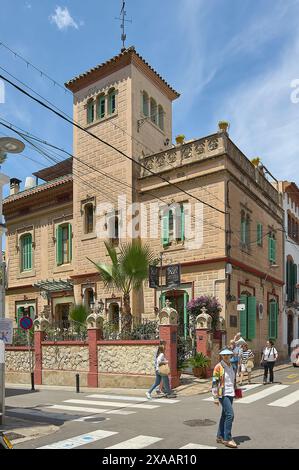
<box><xmin>19</xmin><ymin>316</ymin><xmax>33</xmax><ymax>330</ymax></box>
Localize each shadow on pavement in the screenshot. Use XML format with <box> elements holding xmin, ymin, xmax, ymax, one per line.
<box><xmin>5</xmin><ymin>388</ymin><xmax>39</xmax><ymax>398</ymax></box>
<box><xmin>234</xmin><ymin>435</ymin><xmax>251</xmax><ymax>444</ymax></box>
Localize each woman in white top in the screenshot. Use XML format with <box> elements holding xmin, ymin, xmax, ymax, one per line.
<box><xmin>146</xmin><ymin>345</ymin><xmax>176</xmax><ymax>399</ymax></box>
<box><xmin>261</xmin><ymin>339</ymin><xmax>278</xmax><ymax>384</ymax></box>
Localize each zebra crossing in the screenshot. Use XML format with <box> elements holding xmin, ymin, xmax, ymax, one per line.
<box><xmin>8</xmin><ymin>392</ymin><xmax>180</xmax><ymax>424</ymax></box>
<box><xmin>203</xmin><ymin>383</ymin><xmax>299</xmax><ymax>407</ymax></box>
<box><xmin>37</xmin><ymin>430</ymin><xmax>217</xmax><ymax>450</ymax></box>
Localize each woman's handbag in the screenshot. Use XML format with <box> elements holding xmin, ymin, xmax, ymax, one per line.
<box><xmin>235</xmin><ymin>388</ymin><xmax>243</xmax><ymax>399</ymax></box>
<box><xmin>246</xmin><ymin>359</ymin><xmax>254</xmax><ymax>370</ymax></box>
<box><xmin>158</xmin><ymin>364</ymin><xmax>170</xmax><ymax>376</ymax></box>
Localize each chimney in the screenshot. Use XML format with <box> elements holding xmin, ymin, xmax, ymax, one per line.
<box><xmin>10</xmin><ymin>178</ymin><xmax>22</xmax><ymax>195</ymax></box>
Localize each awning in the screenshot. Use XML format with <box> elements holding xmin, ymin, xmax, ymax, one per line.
<box><xmin>34</xmin><ymin>278</ymin><xmax>74</xmax><ymax>293</ymax></box>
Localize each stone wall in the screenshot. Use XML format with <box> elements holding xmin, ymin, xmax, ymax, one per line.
<box><xmin>98</xmin><ymin>343</ymin><xmax>156</xmax><ymax>375</ymax></box>
<box><xmin>42</xmin><ymin>344</ymin><xmax>89</xmax><ymax>371</ymax></box>
<box><xmin>5</xmin><ymin>347</ymin><xmax>35</xmax><ymax>384</ymax></box>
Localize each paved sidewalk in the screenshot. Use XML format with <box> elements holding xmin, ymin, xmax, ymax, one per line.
<box><xmin>0</xmin><ymin>415</ymin><xmax>58</xmax><ymax>446</ymax></box>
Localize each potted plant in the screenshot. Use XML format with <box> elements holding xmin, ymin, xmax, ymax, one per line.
<box><xmin>175</xmin><ymin>134</ymin><xmax>185</xmax><ymax>145</ymax></box>
<box><xmin>251</xmin><ymin>157</ymin><xmax>261</xmax><ymax>167</ymax></box>
<box><xmin>188</xmin><ymin>352</ymin><xmax>211</xmax><ymax>378</ymax></box>
<box><xmin>218</xmin><ymin>121</ymin><xmax>229</xmax><ymax>133</ymax></box>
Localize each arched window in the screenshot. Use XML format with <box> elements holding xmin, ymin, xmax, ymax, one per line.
<box><xmin>158</xmin><ymin>105</ymin><xmax>164</xmax><ymax>130</ymax></box>
<box><xmin>87</xmin><ymin>99</ymin><xmax>94</xmax><ymax>124</ymax></box>
<box><xmin>108</xmin><ymin>214</ymin><xmax>119</xmax><ymax>245</ymax></box>
<box><xmin>108</xmin><ymin>88</ymin><xmax>116</xmax><ymax>115</ymax></box>
<box><xmin>150</xmin><ymin>98</ymin><xmax>157</xmax><ymax>124</ymax></box>
<box><xmin>84</xmin><ymin>204</ymin><xmax>94</xmax><ymax>234</ymax></box>
<box><xmin>20</xmin><ymin>233</ymin><xmax>32</xmax><ymax>271</ymax></box>
<box><xmin>56</xmin><ymin>223</ymin><xmax>72</xmax><ymax>265</ymax></box>
<box><xmin>97</xmin><ymin>94</ymin><xmax>105</xmax><ymax>119</ymax></box>
<box><xmin>142</xmin><ymin>91</ymin><xmax>149</xmax><ymax>116</ymax></box>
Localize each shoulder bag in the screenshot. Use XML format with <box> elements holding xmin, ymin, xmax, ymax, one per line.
<box><xmin>158</xmin><ymin>364</ymin><xmax>170</xmax><ymax>376</ymax></box>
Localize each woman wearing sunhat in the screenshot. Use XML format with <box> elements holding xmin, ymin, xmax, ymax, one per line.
<box><xmin>212</xmin><ymin>348</ymin><xmax>238</xmax><ymax>448</ymax></box>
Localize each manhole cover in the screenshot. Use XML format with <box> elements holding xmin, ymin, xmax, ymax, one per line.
<box><xmin>4</xmin><ymin>432</ymin><xmax>25</xmax><ymax>440</ymax></box>
<box><xmin>183</xmin><ymin>419</ymin><xmax>216</xmax><ymax>427</ymax></box>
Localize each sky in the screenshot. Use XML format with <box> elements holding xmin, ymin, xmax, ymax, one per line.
<box><xmin>0</xmin><ymin>0</ymin><xmax>299</xmax><ymax>197</ymax></box>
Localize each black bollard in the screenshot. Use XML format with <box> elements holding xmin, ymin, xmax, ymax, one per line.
<box><xmin>31</xmin><ymin>372</ymin><xmax>35</xmax><ymax>391</ymax></box>
<box><xmin>76</xmin><ymin>373</ymin><xmax>80</xmax><ymax>393</ymax></box>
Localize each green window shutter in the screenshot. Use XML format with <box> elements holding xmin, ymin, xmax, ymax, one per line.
<box><xmin>87</xmin><ymin>102</ymin><xmax>94</xmax><ymax>124</ymax></box>
<box><xmin>21</xmin><ymin>235</ymin><xmax>32</xmax><ymax>271</ymax></box>
<box><xmin>56</xmin><ymin>226</ymin><xmax>63</xmax><ymax>266</ymax></box>
<box><xmin>162</xmin><ymin>213</ymin><xmax>169</xmax><ymax>247</ymax></box>
<box><xmin>268</xmin><ymin>236</ymin><xmax>274</xmax><ymax>263</ymax></box>
<box><xmin>17</xmin><ymin>307</ymin><xmax>24</xmax><ymax>330</ymax></box>
<box><xmin>181</xmin><ymin>204</ymin><xmax>185</xmax><ymax>241</ymax></box>
<box><xmin>239</xmin><ymin>295</ymin><xmax>248</xmax><ymax>339</ymax></box>
<box><xmin>245</xmin><ymin>219</ymin><xmax>250</xmax><ymax>246</ymax></box>
<box><xmin>257</xmin><ymin>223</ymin><xmax>263</xmax><ymax>246</ymax></box>
<box><xmin>272</xmin><ymin>239</ymin><xmax>276</xmax><ymax>263</ymax></box>
<box><xmin>241</xmin><ymin>220</ymin><xmax>246</xmax><ymax>244</ymax></box>
<box><xmin>287</xmin><ymin>260</ymin><xmax>292</xmax><ymax>301</ymax></box>
<box><xmin>269</xmin><ymin>302</ymin><xmax>278</xmax><ymax>339</ymax></box>
<box><xmin>247</xmin><ymin>296</ymin><xmax>256</xmax><ymax>340</ymax></box>
<box><xmin>68</xmin><ymin>224</ymin><xmax>72</xmax><ymax>262</ymax></box>
<box><xmin>109</xmin><ymin>92</ymin><xmax>116</xmax><ymax>114</ymax></box>
<box><xmin>183</xmin><ymin>291</ymin><xmax>189</xmax><ymax>339</ymax></box>
<box><xmin>160</xmin><ymin>292</ymin><xmax>166</xmax><ymax>310</ymax></box>
<box><xmin>98</xmin><ymin>96</ymin><xmax>105</xmax><ymax>119</ymax></box>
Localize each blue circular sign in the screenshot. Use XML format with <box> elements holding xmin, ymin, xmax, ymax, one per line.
<box><xmin>19</xmin><ymin>316</ymin><xmax>33</xmax><ymax>330</ymax></box>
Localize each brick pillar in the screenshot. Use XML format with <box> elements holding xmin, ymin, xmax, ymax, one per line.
<box><xmin>34</xmin><ymin>330</ymin><xmax>44</xmax><ymax>385</ymax></box>
<box><xmin>88</xmin><ymin>328</ymin><xmax>101</xmax><ymax>388</ymax></box>
<box><xmin>159</xmin><ymin>324</ymin><xmax>179</xmax><ymax>388</ymax></box>
<box><xmin>159</xmin><ymin>299</ymin><xmax>179</xmax><ymax>389</ymax></box>
<box><xmin>195</xmin><ymin>308</ymin><xmax>213</xmax><ymax>378</ymax></box>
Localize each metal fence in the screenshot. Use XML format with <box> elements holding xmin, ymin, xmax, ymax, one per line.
<box><xmin>43</xmin><ymin>320</ymin><xmax>88</xmax><ymax>342</ymax></box>
<box><xmin>102</xmin><ymin>319</ymin><xmax>159</xmax><ymax>341</ymax></box>
<box><xmin>12</xmin><ymin>328</ymin><xmax>34</xmax><ymax>347</ymax></box>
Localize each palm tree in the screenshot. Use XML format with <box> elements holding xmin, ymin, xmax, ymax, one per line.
<box><xmin>88</xmin><ymin>240</ymin><xmax>155</xmax><ymax>332</ymax></box>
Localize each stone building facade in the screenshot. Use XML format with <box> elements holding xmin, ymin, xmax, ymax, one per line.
<box><xmin>3</xmin><ymin>46</ymin><xmax>287</xmax><ymax>358</ymax></box>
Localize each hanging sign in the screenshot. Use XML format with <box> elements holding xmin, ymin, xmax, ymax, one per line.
<box><xmin>149</xmin><ymin>265</ymin><xmax>160</xmax><ymax>288</ymax></box>
<box><xmin>166</xmin><ymin>264</ymin><xmax>181</xmax><ymax>288</ymax></box>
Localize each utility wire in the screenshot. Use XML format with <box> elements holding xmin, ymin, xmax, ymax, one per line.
<box><xmin>0</xmin><ymin>73</ymin><xmax>227</xmax><ymax>216</ymax></box>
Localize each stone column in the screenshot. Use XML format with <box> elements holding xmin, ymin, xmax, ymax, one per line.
<box><xmin>33</xmin><ymin>308</ymin><xmax>50</xmax><ymax>385</ymax></box>
<box><xmin>159</xmin><ymin>300</ymin><xmax>179</xmax><ymax>389</ymax></box>
<box><xmin>195</xmin><ymin>307</ymin><xmax>213</xmax><ymax>377</ymax></box>
<box><xmin>87</xmin><ymin>312</ymin><xmax>103</xmax><ymax>388</ymax></box>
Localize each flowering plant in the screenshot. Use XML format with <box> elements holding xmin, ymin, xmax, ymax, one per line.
<box><xmin>187</xmin><ymin>295</ymin><xmax>222</xmax><ymax>330</ymax></box>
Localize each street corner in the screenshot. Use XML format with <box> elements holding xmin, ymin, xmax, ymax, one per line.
<box><xmin>1</xmin><ymin>415</ymin><xmax>59</xmax><ymax>446</ymax></box>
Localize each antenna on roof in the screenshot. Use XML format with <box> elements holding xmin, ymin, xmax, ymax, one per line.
<box><xmin>115</xmin><ymin>1</ymin><xmax>132</xmax><ymax>52</ymax></box>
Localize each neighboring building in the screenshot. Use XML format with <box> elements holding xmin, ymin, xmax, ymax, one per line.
<box><xmin>276</xmin><ymin>181</ymin><xmax>299</xmax><ymax>355</ymax></box>
<box><xmin>3</xmin><ymin>46</ymin><xmax>287</xmax><ymax>358</ymax></box>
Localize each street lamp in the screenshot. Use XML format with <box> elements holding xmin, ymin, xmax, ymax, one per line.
<box><xmin>0</xmin><ymin>136</ymin><xmax>24</xmax><ymax>425</ymax></box>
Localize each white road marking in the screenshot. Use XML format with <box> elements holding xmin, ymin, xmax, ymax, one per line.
<box><xmin>47</xmin><ymin>404</ymin><xmax>136</xmax><ymax>415</ymax></box>
<box><xmin>180</xmin><ymin>443</ymin><xmax>217</xmax><ymax>449</ymax></box>
<box><xmin>203</xmin><ymin>383</ymin><xmax>262</xmax><ymax>401</ymax></box>
<box><xmin>268</xmin><ymin>389</ymin><xmax>299</xmax><ymax>408</ymax></box>
<box><xmin>7</xmin><ymin>407</ymin><xmax>86</xmax><ymax>422</ymax></box>
<box><xmin>235</xmin><ymin>385</ymin><xmax>289</xmax><ymax>404</ymax></box>
<box><xmin>38</xmin><ymin>429</ymin><xmax>118</xmax><ymax>449</ymax></box>
<box><xmin>64</xmin><ymin>399</ymin><xmax>159</xmax><ymax>409</ymax></box>
<box><xmin>87</xmin><ymin>394</ymin><xmax>179</xmax><ymax>404</ymax></box>
<box><xmin>106</xmin><ymin>435</ymin><xmax>162</xmax><ymax>449</ymax></box>
<box><xmin>72</xmin><ymin>415</ymin><xmax>111</xmax><ymax>422</ymax></box>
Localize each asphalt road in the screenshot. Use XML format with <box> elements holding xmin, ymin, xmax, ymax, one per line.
<box><xmin>4</xmin><ymin>366</ymin><xmax>299</xmax><ymax>450</ymax></box>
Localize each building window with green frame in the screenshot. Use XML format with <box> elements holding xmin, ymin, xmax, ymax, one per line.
<box><xmin>240</xmin><ymin>210</ymin><xmax>250</xmax><ymax>249</ymax></box>
<box><xmin>239</xmin><ymin>294</ymin><xmax>256</xmax><ymax>340</ymax></box>
<box><xmin>56</xmin><ymin>223</ymin><xmax>72</xmax><ymax>266</ymax></box>
<box><xmin>268</xmin><ymin>299</ymin><xmax>278</xmax><ymax>339</ymax></box>
<box><xmin>97</xmin><ymin>94</ymin><xmax>105</xmax><ymax>119</ymax></box>
<box><xmin>108</xmin><ymin>88</ymin><xmax>116</xmax><ymax>115</ymax></box>
<box><xmin>142</xmin><ymin>91</ymin><xmax>149</xmax><ymax>117</ymax></box>
<box><xmin>20</xmin><ymin>233</ymin><xmax>33</xmax><ymax>272</ymax></box>
<box><xmin>268</xmin><ymin>232</ymin><xmax>276</xmax><ymax>264</ymax></box>
<box><xmin>87</xmin><ymin>99</ymin><xmax>94</xmax><ymax>124</ymax></box>
<box><xmin>257</xmin><ymin>223</ymin><xmax>263</xmax><ymax>246</ymax></box>
<box><xmin>161</xmin><ymin>204</ymin><xmax>185</xmax><ymax>247</ymax></box>
<box><xmin>286</xmin><ymin>256</ymin><xmax>297</xmax><ymax>303</ymax></box>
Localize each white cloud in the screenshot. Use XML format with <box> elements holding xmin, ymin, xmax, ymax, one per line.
<box><xmin>49</xmin><ymin>6</ymin><xmax>79</xmax><ymax>31</ymax></box>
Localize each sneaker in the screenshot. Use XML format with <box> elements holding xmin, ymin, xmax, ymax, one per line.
<box><xmin>155</xmin><ymin>389</ymin><xmax>162</xmax><ymax>395</ymax></box>
<box><xmin>146</xmin><ymin>392</ymin><xmax>152</xmax><ymax>400</ymax></box>
<box><xmin>166</xmin><ymin>393</ymin><xmax>177</xmax><ymax>399</ymax></box>
<box><xmin>263</xmin><ymin>381</ymin><xmax>267</xmax><ymax>385</ymax></box>
<box><xmin>216</xmin><ymin>437</ymin><xmax>224</xmax><ymax>444</ymax></box>
<box><xmin>223</xmin><ymin>440</ymin><xmax>238</xmax><ymax>448</ymax></box>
